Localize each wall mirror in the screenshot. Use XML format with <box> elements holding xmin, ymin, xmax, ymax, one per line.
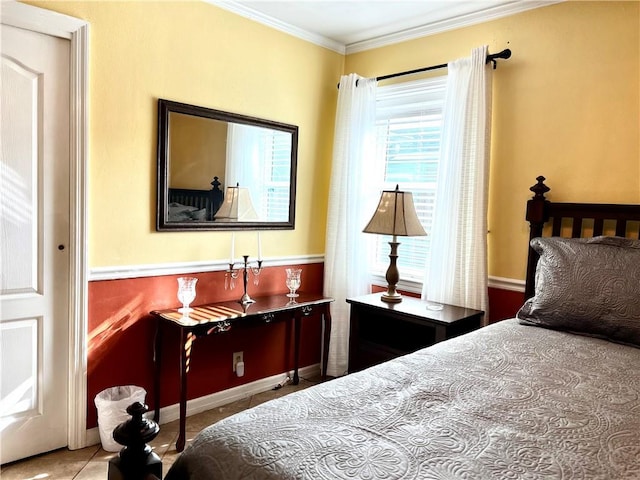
<box><xmin>156</xmin><ymin>98</ymin><xmax>298</xmax><ymax>231</ymax></box>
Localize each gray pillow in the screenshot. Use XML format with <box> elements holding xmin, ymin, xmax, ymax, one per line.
<box><xmin>168</xmin><ymin>202</ymin><xmax>199</xmax><ymax>222</ymax></box>
<box><xmin>517</xmin><ymin>236</ymin><xmax>640</xmax><ymax>347</ymax></box>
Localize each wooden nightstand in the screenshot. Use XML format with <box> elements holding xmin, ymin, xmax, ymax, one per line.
<box><xmin>347</xmin><ymin>293</ymin><xmax>484</xmax><ymax>373</ymax></box>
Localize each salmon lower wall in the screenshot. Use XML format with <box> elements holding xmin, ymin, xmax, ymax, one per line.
<box><xmin>87</xmin><ymin>263</ymin><xmax>325</xmax><ymax>429</ymax></box>
<box><xmin>488</xmin><ymin>287</ymin><xmax>525</xmax><ymax>323</ymax></box>
<box><xmin>87</xmin><ymin>264</ymin><xmax>524</xmax><ymax>428</ymax></box>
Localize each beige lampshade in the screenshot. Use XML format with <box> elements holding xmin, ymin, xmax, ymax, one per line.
<box><xmin>363</xmin><ymin>185</ymin><xmax>427</xmax><ymax>237</ymax></box>
<box><xmin>214</xmin><ymin>184</ymin><xmax>258</xmax><ymax>221</ymax></box>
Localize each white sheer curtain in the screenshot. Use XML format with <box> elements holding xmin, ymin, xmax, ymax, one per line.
<box><xmin>226</xmin><ymin>124</ymin><xmax>265</xmax><ymax>214</ymax></box>
<box><xmin>324</xmin><ymin>74</ymin><xmax>378</xmax><ymax>377</ymax></box>
<box><xmin>422</xmin><ymin>45</ymin><xmax>492</xmax><ymax>314</ymax></box>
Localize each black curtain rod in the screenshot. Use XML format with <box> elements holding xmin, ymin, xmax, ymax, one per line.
<box><xmin>339</xmin><ymin>48</ymin><xmax>512</xmax><ymax>88</ymax></box>
<box><xmin>377</xmin><ymin>48</ymin><xmax>512</xmax><ymax>82</ymax></box>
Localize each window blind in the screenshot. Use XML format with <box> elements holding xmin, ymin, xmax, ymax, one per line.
<box><xmin>261</xmin><ymin>131</ymin><xmax>291</xmax><ymax>222</ymax></box>
<box><xmin>372</xmin><ymin>76</ymin><xmax>447</xmax><ymax>281</ymax></box>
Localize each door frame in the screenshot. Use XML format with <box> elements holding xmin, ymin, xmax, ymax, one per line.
<box><xmin>2</xmin><ymin>1</ymin><xmax>89</xmax><ymax>450</ymax></box>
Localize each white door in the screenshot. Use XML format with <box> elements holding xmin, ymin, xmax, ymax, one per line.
<box><xmin>0</xmin><ymin>24</ymin><xmax>71</xmax><ymax>464</ymax></box>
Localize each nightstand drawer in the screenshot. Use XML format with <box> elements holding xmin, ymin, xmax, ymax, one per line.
<box><xmin>349</xmin><ymin>340</ymin><xmax>402</xmax><ymax>371</ymax></box>
<box><xmin>356</xmin><ymin>310</ymin><xmax>437</xmax><ymax>351</ymax></box>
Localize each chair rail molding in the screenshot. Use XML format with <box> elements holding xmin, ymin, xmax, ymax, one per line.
<box><xmin>488</xmin><ymin>276</ymin><xmax>526</xmax><ymax>293</ymax></box>
<box><xmin>89</xmin><ymin>255</ymin><xmax>326</xmax><ymax>281</ymax></box>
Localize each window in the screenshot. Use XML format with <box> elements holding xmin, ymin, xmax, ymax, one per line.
<box><xmin>261</xmin><ymin>130</ymin><xmax>292</xmax><ymax>222</ymax></box>
<box><xmin>371</xmin><ymin>76</ymin><xmax>447</xmax><ymax>282</ymax></box>
<box><xmin>226</xmin><ymin>124</ymin><xmax>292</xmax><ymax>222</ymax></box>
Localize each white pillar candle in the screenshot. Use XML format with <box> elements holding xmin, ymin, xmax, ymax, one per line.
<box><xmin>258</xmin><ymin>232</ymin><xmax>262</xmax><ymax>261</ymax></box>
<box><xmin>230</xmin><ymin>233</ymin><xmax>235</xmax><ymax>264</ymax></box>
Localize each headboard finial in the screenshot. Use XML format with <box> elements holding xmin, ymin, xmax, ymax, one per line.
<box><xmin>525</xmin><ymin>176</ymin><xmax>552</xmax><ymax>299</ymax></box>
<box><xmin>530</xmin><ymin>176</ymin><xmax>550</xmax><ymax>200</ymax></box>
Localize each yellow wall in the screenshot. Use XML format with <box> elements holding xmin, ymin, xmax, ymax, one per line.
<box><xmin>25</xmin><ymin>1</ymin><xmax>640</xmax><ymax>281</ymax></box>
<box><xmin>346</xmin><ymin>1</ymin><xmax>639</xmax><ymax>280</ymax></box>
<box><xmin>169</xmin><ymin>113</ymin><xmax>227</xmax><ymax>190</ymax></box>
<box><xmin>26</xmin><ymin>0</ymin><xmax>344</xmax><ymax>267</ymax></box>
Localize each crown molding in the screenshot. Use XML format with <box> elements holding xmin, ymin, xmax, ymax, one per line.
<box><xmin>346</xmin><ymin>1</ymin><xmax>561</xmax><ymax>54</ymax></box>
<box><xmin>204</xmin><ymin>0</ymin><xmax>560</xmax><ymax>55</ymax></box>
<box><xmin>204</xmin><ymin>0</ymin><xmax>346</xmax><ymax>54</ymax></box>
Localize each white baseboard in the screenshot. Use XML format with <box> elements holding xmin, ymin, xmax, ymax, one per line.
<box><xmin>85</xmin><ymin>364</ymin><xmax>321</xmax><ymax>447</ymax></box>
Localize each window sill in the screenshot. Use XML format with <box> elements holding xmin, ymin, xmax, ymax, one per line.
<box><xmin>370</xmin><ymin>274</ymin><xmax>526</xmax><ymax>294</ymax></box>
<box><xmin>370</xmin><ymin>274</ymin><xmax>423</xmax><ymax>295</ymax></box>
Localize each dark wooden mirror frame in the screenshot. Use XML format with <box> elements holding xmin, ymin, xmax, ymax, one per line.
<box><xmin>156</xmin><ymin>98</ymin><xmax>298</xmax><ymax>231</ymax></box>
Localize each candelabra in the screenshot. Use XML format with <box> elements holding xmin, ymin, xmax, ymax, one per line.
<box><xmin>226</xmin><ymin>255</ymin><xmax>263</xmax><ymax>305</ymax></box>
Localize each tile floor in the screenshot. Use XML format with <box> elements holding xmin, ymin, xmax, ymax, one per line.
<box><xmin>1</xmin><ymin>376</ymin><xmax>321</xmax><ymax>480</ymax></box>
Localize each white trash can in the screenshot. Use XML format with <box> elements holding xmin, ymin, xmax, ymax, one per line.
<box><xmin>94</xmin><ymin>385</ymin><xmax>146</xmax><ymax>452</ymax></box>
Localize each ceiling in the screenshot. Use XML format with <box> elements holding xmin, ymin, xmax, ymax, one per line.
<box><xmin>209</xmin><ymin>0</ymin><xmax>558</xmax><ymax>54</ymax></box>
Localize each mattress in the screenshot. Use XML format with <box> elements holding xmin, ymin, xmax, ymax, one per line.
<box><xmin>165</xmin><ymin>319</ymin><xmax>640</xmax><ymax>479</ymax></box>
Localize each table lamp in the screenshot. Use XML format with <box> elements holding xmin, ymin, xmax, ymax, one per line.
<box><xmin>363</xmin><ymin>185</ymin><xmax>427</xmax><ymax>303</ymax></box>
<box><xmin>214</xmin><ymin>183</ymin><xmax>258</xmax><ymax>221</ymax></box>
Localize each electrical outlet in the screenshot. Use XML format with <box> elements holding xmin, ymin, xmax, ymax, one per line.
<box><xmin>233</xmin><ymin>351</ymin><xmax>243</xmax><ymax>372</ymax></box>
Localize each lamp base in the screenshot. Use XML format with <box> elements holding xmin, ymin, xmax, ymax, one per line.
<box><xmin>380</xmin><ymin>241</ymin><xmax>402</xmax><ymax>303</ymax></box>
<box><xmin>381</xmin><ymin>290</ymin><xmax>403</xmax><ymax>303</ymax></box>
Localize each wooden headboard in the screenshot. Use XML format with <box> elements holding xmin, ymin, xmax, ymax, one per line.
<box><xmin>168</xmin><ymin>176</ymin><xmax>225</xmax><ymax>221</ymax></box>
<box><xmin>524</xmin><ymin>176</ymin><xmax>640</xmax><ymax>299</ymax></box>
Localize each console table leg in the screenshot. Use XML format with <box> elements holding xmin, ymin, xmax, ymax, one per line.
<box><xmin>322</xmin><ymin>307</ymin><xmax>331</xmax><ymax>380</ymax></box>
<box><xmin>153</xmin><ymin>320</ymin><xmax>162</xmax><ymax>423</ymax></box>
<box><xmin>176</xmin><ymin>330</ymin><xmax>192</xmax><ymax>452</ymax></box>
<box><xmin>293</xmin><ymin>316</ymin><xmax>301</xmax><ymax>385</ymax></box>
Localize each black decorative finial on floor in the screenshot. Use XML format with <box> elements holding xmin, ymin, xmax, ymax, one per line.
<box><xmin>108</xmin><ymin>402</ymin><xmax>162</xmax><ymax>480</ymax></box>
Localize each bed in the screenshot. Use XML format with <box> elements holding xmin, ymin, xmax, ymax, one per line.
<box><xmin>165</xmin><ymin>176</ymin><xmax>640</xmax><ymax>480</ymax></box>
<box><xmin>167</xmin><ymin>176</ymin><xmax>225</xmax><ymax>222</ymax></box>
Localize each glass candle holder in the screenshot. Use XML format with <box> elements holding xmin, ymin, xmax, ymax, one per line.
<box><xmin>285</xmin><ymin>268</ymin><xmax>302</xmax><ymax>298</ymax></box>
<box><xmin>177</xmin><ymin>277</ymin><xmax>197</xmax><ymax>314</ymax></box>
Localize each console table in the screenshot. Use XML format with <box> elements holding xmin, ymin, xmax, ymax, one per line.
<box><xmin>151</xmin><ymin>293</ymin><xmax>333</xmax><ymax>452</ymax></box>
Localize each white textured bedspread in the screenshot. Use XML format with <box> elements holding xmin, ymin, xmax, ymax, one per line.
<box><xmin>165</xmin><ymin>319</ymin><xmax>640</xmax><ymax>479</ymax></box>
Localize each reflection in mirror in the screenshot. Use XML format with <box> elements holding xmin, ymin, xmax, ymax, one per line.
<box><xmin>157</xmin><ymin>99</ymin><xmax>298</xmax><ymax>231</ymax></box>
<box><xmin>214</xmin><ymin>184</ymin><xmax>258</xmax><ymax>221</ymax></box>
